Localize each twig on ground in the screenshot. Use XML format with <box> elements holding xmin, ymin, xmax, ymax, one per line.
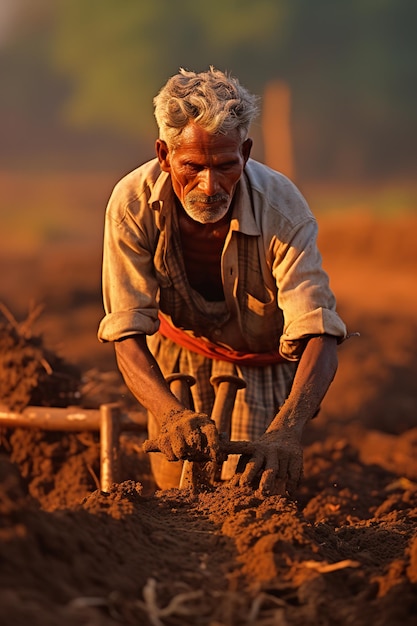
<box><xmin>302</xmin><ymin>559</ymin><xmax>360</xmax><ymax>573</ymax></box>
<box><xmin>137</xmin><ymin>577</ymin><xmax>205</xmax><ymax>626</ymax></box>
<box><xmin>85</xmin><ymin>461</ymin><xmax>101</xmax><ymax>491</ymax></box>
<box><xmin>247</xmin><ymin>592</ymin><xmax>287</xmax><ymax>624</ymax></box>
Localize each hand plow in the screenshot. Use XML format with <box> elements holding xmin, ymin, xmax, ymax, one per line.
<box><xmin>143</xmin><ymin>372</ymin><xmax>256</xmax><ymax>490</ymax></box>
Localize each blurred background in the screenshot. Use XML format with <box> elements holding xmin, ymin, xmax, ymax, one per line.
<box><xmin>1</xmin><ymin>0</ymin><xmax>416</xmax><ymax>179</ymax></box>
<box><xmin>0</xmin><ymin>0</ymin><xmax>416</xmax><ymax>380</ymax></box>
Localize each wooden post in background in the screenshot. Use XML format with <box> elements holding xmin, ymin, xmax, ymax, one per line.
<box><xmin>262</xmin><ymin>80</ymin><xmax>295</xmax><ymax>181</ymax></box>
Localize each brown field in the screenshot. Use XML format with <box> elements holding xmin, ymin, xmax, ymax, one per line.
<box><xmin>1</xmin><ymin>172</ymin><xmax>417</xmax><ymax>625</ymax></box>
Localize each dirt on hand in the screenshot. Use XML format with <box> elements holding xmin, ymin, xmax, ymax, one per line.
<box><xmin>1</xmin><ymin>212</ymin><xmax>417</xmax><ymax>625</ymax></box>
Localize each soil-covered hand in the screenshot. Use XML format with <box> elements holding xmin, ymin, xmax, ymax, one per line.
<box><xmin>157</xmin><ymin>409</ymin><xmax>220</xmax><ymax>463</ymax></box>
<box><xmin>233</xmin><ymin>429</ymin><xmax>303</xmax><ymax>496</ymax></box>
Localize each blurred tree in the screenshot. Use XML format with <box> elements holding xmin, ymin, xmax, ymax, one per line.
<box><xmin>49</xmin><ymin>0</ymin><xmax>417</xmax><ymax>179</ymax></box>
<box><xmin>50</xmin><ymin>0</ymin><xmax>292</xmax><ymax>139</ymax></box>
<box><xmin>287</xmin><ymin>0</ymin><xmax>417</xmax><ymax>179</ymax></box>
<box><xmin>1</xmin><ymin>0</ymin><xmax>416</xmax><ymax>180</ymax></box>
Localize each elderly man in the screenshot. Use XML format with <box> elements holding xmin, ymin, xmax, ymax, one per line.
<box><xmin>98</xmin><ymin>67</ymin><xmax>347</xmax><ymax>495</ymax></box>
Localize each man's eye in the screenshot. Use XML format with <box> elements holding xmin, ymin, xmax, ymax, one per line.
<box><xmin>220</xmin><ymin>162</ymin><xmax>238</xmax><ymax>171</ymax></box>
<box><xmin>184</xmin><ymin>164</ymin><xmax>200</xmax><ymax>173</ymax></box>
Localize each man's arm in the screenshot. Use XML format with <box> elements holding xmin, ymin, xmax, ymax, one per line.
<box><xmin>115</xmin><ymin>335</ymin><xmax>183</xmax><ymax>418</ymax></box>
<box><xmin>115</xmin><ymin>335</ymin><xmax>219</xmax><ymax>462</ymax></box>
<box><xmin>236</xmin><ymin>334</ymin><xmax>338</xmax><ymax>495</ymax></box>
<box><xmin>268</xmin><ymin>333</ymin><xmax>338</xmax><ymax>437</ymax></box>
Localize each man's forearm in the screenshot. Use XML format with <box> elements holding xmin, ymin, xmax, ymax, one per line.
<box><xmin>267</xmin><ymin>334</ymin><xmax>338</xmax><ymax>438</ymax></box>
<box><xmin>114</xmin><ymin>335</ymin><xmax>183</xmax><ymax>422</ymax></box>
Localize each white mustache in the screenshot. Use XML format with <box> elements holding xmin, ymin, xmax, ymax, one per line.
<box><xmin>188</xmin><ymin>193</ymin><xmax>229</xmax><ymax>205</ymax></box>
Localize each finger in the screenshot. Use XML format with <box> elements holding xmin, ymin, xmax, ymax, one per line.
<box><xmin>287</xmin><ymin>455</ymin><xmax>303</xmax><ymax>494</ymax></box>
<box><xmin>183</xmin><ymin>424</ymin><xmax>213</xmax><ymax>459</ymax></box>
<box><xmin>169</xmin><ymin>421</ymin><xmax>194</xmax><ymax>459</ymax></box>
<box><xmin>200</xmin><ymin>423</ymin><xmax>220</xmax><ymax>460</ymax></box>
<box><xmin>258</xmin><ymin>468</ymin><xmax>275</xmax><ymax>494</ymax></box>
<box><xmin>142</xmin><ymin>439</ymin><xmax>159</xmax><ymax>453</ymax></box>
<box><xmin>258</xmin><ymin>454</ymin><xmax>279</xmax><ymax>495</ymax></box>
<box><xmin>235</xmin><ymin>453</ymin><xmax>251</xmax><ymax>475</ymax></box>
<box><xmin>274</xmin><ymin>478</ymin><xmax>287</xmax><ymax>496</ymax></box>
<box><xmin>157</xmin><ymin>434</ymin><xmax>178</xmax><ymax>462</ymax></box>
<box><xmin>239</xmin><ymin>454</ymin><xmax>264</xmax><ymax>486</ymax></box>
<box><xmin>229</xmin><ymin>454</ymin><xmax>251</xmax><ymax>487</ymax></box>
<box><xmin>174</xmin><ymin>424</ymin><xmax>214</xmax><ymax>461</ymax></box>
<box><xmin>258</xmin><ymin>475</ymin><xmax>288</xmax><ymax>497</ymax></box>
<box><xmin>276</xmin><ymin>452</ymin><xmax>290</xmax><ymax>481</ymax></box>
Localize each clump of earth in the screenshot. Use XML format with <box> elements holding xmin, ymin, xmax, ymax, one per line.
<box><xmin>0</xmin><ymin>305</ymin><xmax>81</xmax><ymax>411</ymax></box>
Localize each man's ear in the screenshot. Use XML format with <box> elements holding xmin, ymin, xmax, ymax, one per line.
<box><xmin>242</xmin><ymin>138</ymin><xmax>253</xmax><ymax>165</ymax></box>
<box><xmin>156</xmin><ymin>139</ymin><xmax>171</xmax><ymax>172</ymax></box>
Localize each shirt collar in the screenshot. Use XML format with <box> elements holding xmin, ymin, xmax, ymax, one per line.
<box><xmin>230</xmin><ymin>164</ymin><xmax>260</xmax><ymax>236</ymax></box>
<box><xmin>149</xmin><ymin>166</ymin><xmax>173</xmax><ymax>214</ymax></box>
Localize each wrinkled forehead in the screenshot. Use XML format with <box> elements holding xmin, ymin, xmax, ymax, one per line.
<box><xmin>173</xmin><ymin>122</ymin><xmax>244</xmax><ymax>155</ymax></box>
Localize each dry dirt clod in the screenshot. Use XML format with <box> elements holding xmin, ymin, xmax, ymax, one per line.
<box><xmin>0</xmin><ymin>303</ymin><xmax>81</xmax><ymax>411</ymax></box>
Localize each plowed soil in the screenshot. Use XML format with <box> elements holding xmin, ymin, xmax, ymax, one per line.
<box><xmin>1</xmin><ymin>211</ymin><xmax>416</xmax><ymax>625</ymax></box>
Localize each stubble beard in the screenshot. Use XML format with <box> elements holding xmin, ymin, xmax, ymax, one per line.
<box><xmin>182</xmin><ymin>193</ymin><xmax>231</xmax><ymax>224</ymax></box>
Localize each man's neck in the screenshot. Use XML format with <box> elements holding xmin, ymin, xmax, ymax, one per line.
<box><xmin>176</xmin><ymin>200</ymin><xmax>231</xmax><ymax>301</ymax></box>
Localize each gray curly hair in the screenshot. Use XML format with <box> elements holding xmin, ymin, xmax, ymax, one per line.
<box><xmin>153</xmin><ymin>66</ymin><xmax>260</xmax><ymax>148</ymax></box>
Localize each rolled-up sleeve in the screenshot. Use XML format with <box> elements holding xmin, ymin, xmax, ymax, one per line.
<box><xmin>97</xmin><ymin>181</ymin><xmax>160</xmax><ymax>342</ymax></box>
<box><xmin>273</xmin><ymin>218</ymin><xmax>347</xmax><ymax>360</ymax></box>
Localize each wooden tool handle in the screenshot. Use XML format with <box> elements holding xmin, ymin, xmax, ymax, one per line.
<box><xmin>142</xmin><ymin>437</ymin><xmax>256</xmax><ymax>456</ymax></box>
<box><xmin>210</xmin><ymin>374</ymin><xmax>246</xmax><ymax>435</ymax></box>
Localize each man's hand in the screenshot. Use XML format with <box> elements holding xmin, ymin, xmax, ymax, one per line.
<box><xmin>232</xmin><ymin>335</ymin><xmax>339</xmax><ymax>497</ymax></box>
<box><xmin>157</xmin><ymin>409</ymin><xmax>220</xmax><ymax>463</ymax></box>
<box><xmin>233</xmin><ymin>428</ymin><xmax>303</xmax><ymax>496</ymax></box>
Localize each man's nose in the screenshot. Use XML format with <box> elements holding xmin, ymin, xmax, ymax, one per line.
<box><xmin>199</xmin><ymin>168</ymin><xmax>219</xmax><ymax>196</ymax></box>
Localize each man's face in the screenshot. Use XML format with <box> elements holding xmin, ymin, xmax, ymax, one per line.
<box><xmin>156</xmin><ymin>122</ymin><xmax>252</xmax><ymax>224</ymax></box>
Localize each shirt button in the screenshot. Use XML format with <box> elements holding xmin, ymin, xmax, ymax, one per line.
<box><xmin>213</xmin><ymin>329</ymin><xmax>222</xmax><ymax>337</ymax></box>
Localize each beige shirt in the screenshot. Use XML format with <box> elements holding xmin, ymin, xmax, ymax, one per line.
<box><xmin>98</xmin><ymin>158</ymin><xmax>346</xmax><ymax>360</ymax></box>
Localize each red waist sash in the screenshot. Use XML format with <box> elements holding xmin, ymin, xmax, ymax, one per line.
<box><xmin>157</xmin><ymin>314</ymin><xmax>286</xmax><ymax>366</ymax></box>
